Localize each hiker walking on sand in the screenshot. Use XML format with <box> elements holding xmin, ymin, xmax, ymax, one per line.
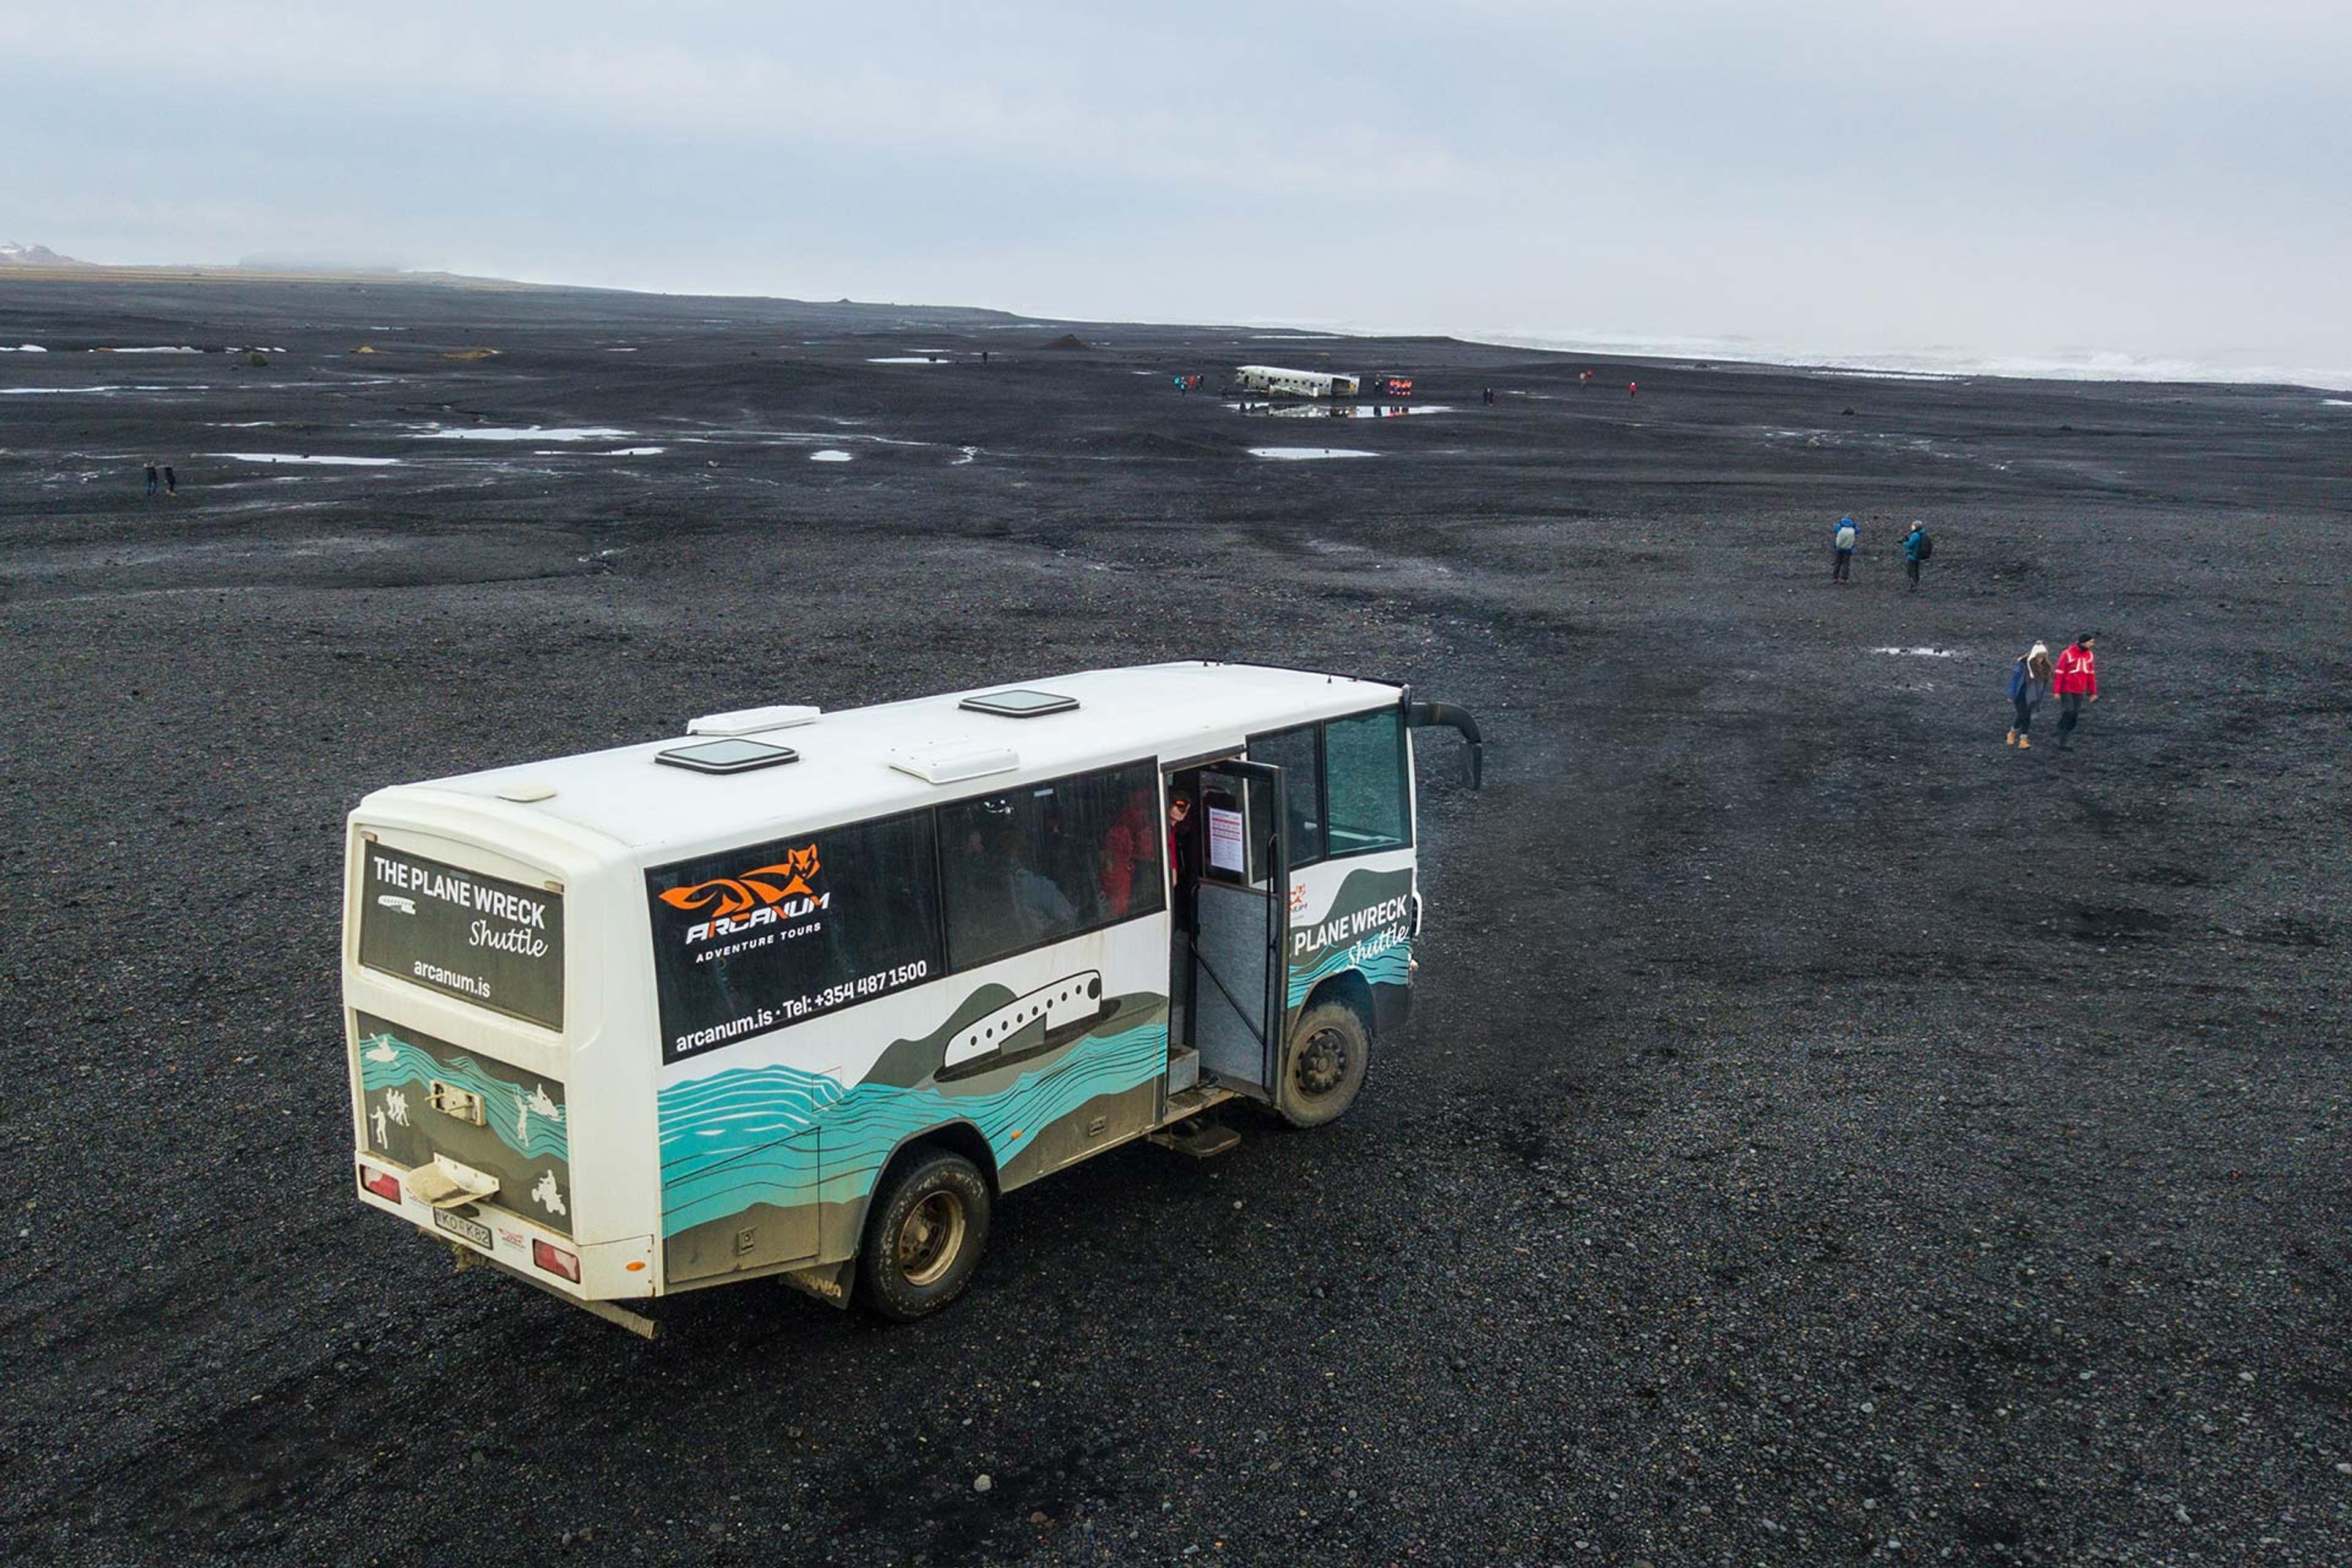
<box><xmin>1901</xmin><ymin>520</ymin><xmax>1931</xmax><ymax>590</ymax></box>
<box><xmin>1831</xmin><ymin>516</ymin><xmax>1858</xmax><ymax>582</ymax></box>
<box><xmin>2006</xmin><ymin>643</ymin><xmax>2052</xmax><ymax>748</ymax></box>
<box><xmin>2052</xmin><ymin>633</ymin><xmax>2099</xmax><ymax>748</ymax></box>
<box><xmin>163</xmin><ymin>464</ymin><xmax>176</xmax><ymax>496</ymax></box>
<box><xmin>144</xmin><ymin>461</ymin><xmax>159</xmax><ymax>497</ymax></box>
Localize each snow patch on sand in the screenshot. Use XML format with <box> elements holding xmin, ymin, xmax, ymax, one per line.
<box><xmin>211</xmin><ymin>451</ymin><xmax>402</xmax><ymax>467</ymax></box>
<box><xmin>1872</xmin><ymin>646</ymin><xmax>1957</xmax><ymax>658</ymax></box>
<box><xmin>1249</xmin><ymin>447</ymin><xmax>1378</xmax><ymax>461</ymax></box>
<box><xmin>420</xmin><ymin>425</ymin><xmax>634</xmax><ymax>442</ymax></box>
<box><xmin>810</xmin><ymin>450</ymin><xmax>854</xmax><ymax>462</ymax></box>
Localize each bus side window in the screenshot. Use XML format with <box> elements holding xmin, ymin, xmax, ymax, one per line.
<box><xmin>1323</xmin><ymin>709</ymin><xmax>1410</xmax><ymax>856</ymax></box>
<box><xmin>940</xmin><ymin>761</ymin><xmax>1163</xmax><ymax>971</ymax></box>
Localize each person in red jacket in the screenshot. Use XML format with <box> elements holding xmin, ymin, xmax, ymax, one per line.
<box><xmin>2052</xmin><ymin>633</ymin><xmax>2098</xmax><ymax>748</ymax></box>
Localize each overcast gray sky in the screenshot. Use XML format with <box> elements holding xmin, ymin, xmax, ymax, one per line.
<box><xmin>7</xmin><ymin>1</ymin><xmax>2349</xmax><ymax>375</ymax></box>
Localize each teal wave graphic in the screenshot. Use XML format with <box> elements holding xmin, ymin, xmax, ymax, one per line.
<box><xmin>657</xmin><ymin>1020</ymin><xmax>1168</xmax><ymax>1236</ymax></box>
<box><xmin>357</xmin><ymin>1031</ymin><xmax>570</xmax><ymax>1164</ymax></box>
<box><xmin>1287</xmin><ymin>938</ymin><xmax>1412</xmax><ymax>1008</ymax></box>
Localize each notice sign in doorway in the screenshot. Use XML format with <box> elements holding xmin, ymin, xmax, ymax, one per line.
<box><xmin>1207</xmin><ymin>805</ymin><xmax>1245</xmax><ymax>874</ymax></box>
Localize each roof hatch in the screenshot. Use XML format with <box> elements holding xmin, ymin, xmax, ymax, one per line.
<box><xmin>959</xmin><ymin>688</ymin><xmax>1077</xmax><ymax>718</ymax></box>
<box><xmin>655</xmin><ymin>737</ymin><xmax>800</xmax><ymax>775</ymax></box>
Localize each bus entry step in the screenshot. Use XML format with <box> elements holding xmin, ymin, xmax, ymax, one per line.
<box><xmin>1149</xmin><ymin>1119</ymin><xmax>1240</xmax><ymax>1159</ymax></box>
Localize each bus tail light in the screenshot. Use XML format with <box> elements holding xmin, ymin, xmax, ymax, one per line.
<box><xmin>533</xmin><ymin>1240</ymin><xmax>582</xmax><ymax>1283</ymax></box>
<box><xmin>360</xmin><ymin>1166</ymin><xmax>403</xmax><ymax>1203</ymax></box>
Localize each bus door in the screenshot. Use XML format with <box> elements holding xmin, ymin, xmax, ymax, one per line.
<box><xmin>1184</xmin><ymin>759</ymin><xmax>1289</xmax><ymax>1098</ymax></box>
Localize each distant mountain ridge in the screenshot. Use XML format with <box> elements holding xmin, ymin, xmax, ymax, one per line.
<box><xmin>0</xmin><ymin>242</ymin><xmax>91</xmax><ymax>267</ymax></box>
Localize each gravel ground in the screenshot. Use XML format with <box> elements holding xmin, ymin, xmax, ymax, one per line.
<box><xmin>1</xmin><ymin>278</ymin><xmax>2348</xmax><ymax>1567</ymax></box>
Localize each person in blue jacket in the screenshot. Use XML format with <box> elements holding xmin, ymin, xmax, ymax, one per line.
<box><xmin>1901</xmin><ymin>520</ymin><xmax>1929</xmax><ymax>590</ymax></box>
<box><xmin>2006</xmin><ymin>643</ymin><xmax>2051</xmax><ymax>748</ymax></box>
<box><xmin>1831</xmin><ymin>516</ymin><xmax>1858</xmax><ymax>582</ymax></box>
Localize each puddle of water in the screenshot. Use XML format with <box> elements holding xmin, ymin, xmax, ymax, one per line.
<box><xmin>420</xmin><ymin>425</ymin><xmax>635</xmax><ymax>442</ymax></box>
<box><xmin>1871</xmin><ymin>646</ymin><xmax>1957</xmax><ymax>657</ymax></box>
<box><xmin>1248</xmin><ymin>447</ymin><xmax>1378</xmax><ymax>461</ymax></box>
<box><xmin>210</xmin><ymin>452</ymin><xmax>402</xmax><ymax>467</ymax></box>
<box><xmin>96</xmin><ymin>345</ymin><xmax>204</xmax><ymax>355</ymax></box>
<box><xmin>212</xmin><ymin>421</ymin><xmax>276</xmax><ymax>428</ymax></box>
<box><xmin>601</xmin><ymin>446</ymin><xmax>666</xmax><ymax>456</ymax></box>
<box><xmin>2</xmin><ymin>385</ymin><xmax>187</xmax><ymax>395</ymax></box>
<box><xmin>867</xmin><ymin>355</ymin><xmax>949</xmax><ymax>364</ymax></box>
<box><xmin>1231</xmin><ymin>401</ymin><xmax>1453</xmax><ymax>420</ymax></box>
<box><xmin>810</xmin><ymin>450</ymin><xmax>853</xmax><ymax>462</ymax></box>
<box><xmin>1</xmin><ymin>344</ymin><xmax>48</xmax><ymax>353</ymax></box>
<box><xmin>2324</xmin><ymin>398</ymin><xmax>2352</xmax><ymax>408</ymax></box>
<box><xmin>952</xmin><ymin>446</ymin><xmax>978</xmax><ymax>466</ymax></box>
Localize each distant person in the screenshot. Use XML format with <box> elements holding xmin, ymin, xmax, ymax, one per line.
<box><xmin>1578</xmin><ymin>369</ymin><xmax>1594</xmax><ymax>388</ymax></box>
<box><xmin>1482</xmin><ymin>386</ymin><xmax>1494</xmax><ymax>405</ymax></box>
<box><xmin>1831</xmin><ymin>516</ymin><xmax>1858</xmax><ymax>582</ymax></box>
<box><xmin>2052</xmin><ymin>633</ymin><xmax>2099</xmax><ymax>748</ymax></box>
<box><xmin>981</xmin><ymin>350</ymin><xmax>989</xmax><ymax>365</ymax></box>
<box><xmin>2006</xmin><ymin>642</ymin><xmax>2052</xmax><ymax>748</ymax></box>
<box><xmin>144</xmin><ymin>461</ymin><xmax>159</xmax><ymax>497</ymax></box>
<box><xmin>1901</xmin><ymin>520</ymin><xmax>1930</xmax><ymax>590</ymax></box>
<box><xmin>1628</xmin><ymin>380</ymin><xmax>1638</xmax><ymax>398</ymax></box>
<box><xmin>163</xmin><ymin>464</ymin><xmax>176</xmax><ymax>496</ymax></box>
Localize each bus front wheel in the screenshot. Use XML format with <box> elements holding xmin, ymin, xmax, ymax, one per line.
<box><xmin>859</xmin><ymin>1148</ymin><xmax>993</xmax><ymax>1321</ymax></box>
<box><xmin>1278</xmin><ymin>1001</ymin><xmax>1370</xmax><ymax>1128</ymax></box>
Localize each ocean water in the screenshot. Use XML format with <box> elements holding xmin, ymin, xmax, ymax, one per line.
<box><xmin>1259</xmin><ymin>323</ymin><xmax>2352</xmax><ymax>394</ymax></box>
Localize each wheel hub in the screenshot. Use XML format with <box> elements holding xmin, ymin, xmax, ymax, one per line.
<box><xmin>1295</xmin><ymin>1027</ymin><xmax>1349</xmax><ymax>1097</ymax></box>
<box><xmin>897</xmin><ymin>1189</ymin><xmax>967</xmax><ymax>1287</ymax></box>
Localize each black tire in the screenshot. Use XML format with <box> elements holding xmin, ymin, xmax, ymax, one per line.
<box><xmin>1276</xmin><ymin>1000</ymin><xmax>1370</xmax><ymax>1129</ymax></box>
<box><xmin>857</xmin><ymin>1147</ymin><xmax>992</xmax><ymax>1321</ymax></box>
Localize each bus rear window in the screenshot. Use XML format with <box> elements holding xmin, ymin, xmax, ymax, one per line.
<box><xmin>646</xmin><ymin>810</ymin><xmax>942</xmax><ymax>1065</ymax></box>
<box><xmin>358</xmin><ymin>845</ymin><xmax>565</xmax><ymax>1030</ymax></box>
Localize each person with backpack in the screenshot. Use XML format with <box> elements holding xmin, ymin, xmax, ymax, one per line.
<box><xmin>1901</xmin><ymin>520</ymin><xmax>1931</xmax><ymax>589</ymax></box>
<box><xmin>2052</xmin><ymin>633</ymin><xmax>2099</xmax><ymax>748</ymax></box>
<box><xmin>2006</xmin><ymin>643</ymin><xmax>2052</xmax><ymax>748</ymax></box>
<box><xmin>1831</xmin><ymin>516</ymin><xmax>1858</xmax><ymax>582</ymax></box>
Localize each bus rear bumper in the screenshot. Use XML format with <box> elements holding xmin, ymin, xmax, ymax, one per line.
<box><xmin>355</xmin><ymin>1153</ymin><xmax>657</xmax><ymax>1319</ymax></box>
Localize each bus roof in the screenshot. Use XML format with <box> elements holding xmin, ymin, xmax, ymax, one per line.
<box><xmin>366</xmin><ymin>662</ymin><xmax>1403</xmax><ymax>859</ymax></box>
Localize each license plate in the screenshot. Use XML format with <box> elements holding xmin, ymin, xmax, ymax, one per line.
<box><xmin>432</xmin><ymin>1207</ymin><xmax>492</xmax><ymax>1250</ymax></box>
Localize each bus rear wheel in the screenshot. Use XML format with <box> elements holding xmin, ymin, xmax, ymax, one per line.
<box><xmin>859</xmin><ymin>1148</ymin><xmax>992</xmax><ymax>1321</ymax></box>
<box><xmin>1277</xmin><ymin>1001</ymin><xmax>1370</xmax><ymax>1128</ymax></box>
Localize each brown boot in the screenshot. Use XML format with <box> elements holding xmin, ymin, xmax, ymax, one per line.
<box><xmin>2006</xmin><ymin>730</ymin><xmax>2017</xmax><ymax>746</ymax></box>
<box><xmin>2018</xmin><ymin>735</ymin><xmax>2032</xmax><ymax>750</ymax></box>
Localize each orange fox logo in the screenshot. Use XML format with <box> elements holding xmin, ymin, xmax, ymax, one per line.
<box><xmin>660</xmin><ymin>845</ymin><xmax>821</xmax><ymax>919</ymax></box>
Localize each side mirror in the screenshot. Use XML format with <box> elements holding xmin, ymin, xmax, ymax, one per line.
<box><xmin>1404</xmin><ymin>701</ymin><xmax>1484</xmax><ymax>791</ymax></box>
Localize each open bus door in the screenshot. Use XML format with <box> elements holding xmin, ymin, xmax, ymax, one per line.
<box><xmin>1185</xmin><ymin>758</ymin><xmax>1289</xmax><ymax>1098</ymax></box>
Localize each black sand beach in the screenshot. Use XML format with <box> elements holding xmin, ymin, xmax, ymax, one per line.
<box><xmin>2</xmin><ymin>277</ymin><xmax>2348</xmax><ymax>1566</ymax></box>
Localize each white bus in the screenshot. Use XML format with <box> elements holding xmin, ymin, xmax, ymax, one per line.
<box><xmin>343</xmin><ymin>662</ymin><xmax>1481</xmax><ymax>1333</ymax></box>
<box><xmin>1233</xmin><ymin>364</ymin><xmax>1361</xmax><ymax>399</ymax></box>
